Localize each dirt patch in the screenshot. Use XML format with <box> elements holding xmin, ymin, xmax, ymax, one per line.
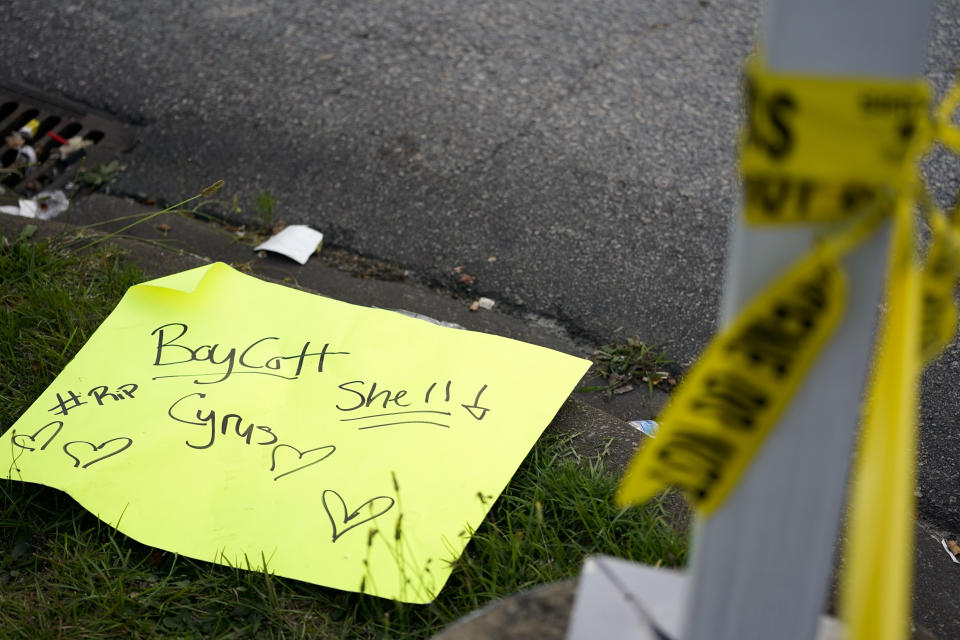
<box><xmin>317</xmin><ymin>246</ymin><xmax>410</xmax><ymax>281</ymax></box>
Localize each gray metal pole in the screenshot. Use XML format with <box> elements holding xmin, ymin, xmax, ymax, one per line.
<box><xmin>682</xmin><ymin>2</ymin><xmax>935</xmax><ymax>640</ymax></box>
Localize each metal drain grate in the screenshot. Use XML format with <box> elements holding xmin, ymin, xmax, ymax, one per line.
<box><xmin>0</xmin><ymin>82</ymin><xmax>136</xmax><ymax>197</ymax></box>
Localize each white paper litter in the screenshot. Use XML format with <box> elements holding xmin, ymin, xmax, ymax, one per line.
<box><xmin>941</xmin><ymin>538</ymin><xmax>960</xmax><ymax>564</ymax></box>
<box><xmin>253</xmin><ymin>225</ymin><xmax>323</xmax><ymax>264</ymax></box>
<box><xmin>0</xmin><ymin>190</ymin><xmax>69</xmax><ymax>220</ymax></box>
<box><xmin>627</xmin><ymin>420</ymin><xmax>659</xmax><ymax>437</ymax></box>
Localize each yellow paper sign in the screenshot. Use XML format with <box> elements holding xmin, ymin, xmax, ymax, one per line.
<box><xmin>0</xmin><ymin>263</ymin><xmax>589</xmax><ymax>604</ymax></box>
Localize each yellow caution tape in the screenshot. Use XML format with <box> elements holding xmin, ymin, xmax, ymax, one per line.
<box><xmin>741</xmin><ymin>61</ymin><xmax>930</xmax><ymax>224</ymax></box>
<box><xmin>920</xmin><ymin>206</ymin><xmax>960</xmax><ymax>361</ymax></box>
<box><xmin>840</xmin><ymin>197</ymin><xmax>920</xmax><ymax>640</ymax></box>
<box><xmin>617</xmin><ymin>58</ymin><xmax>960</xmax><ymax>640</ymax></box>
<box><xmin>840</xmin><ymin>77</ymin><xmax>960</xmax><ymax>640</ymax></box>
<box><xmin>919</xmin><ymin>78</ymin><xmax>960</xmax><ymax>364</ymax></box>
<box><xmin>615</xmin><ymin>206</ymin><xmax>883</xmax><ymax>512</ymax></box>
<box><xmin>935</xmin><ymin>80</ymin><xmax>960</xmax><ymax>153</ymax></box>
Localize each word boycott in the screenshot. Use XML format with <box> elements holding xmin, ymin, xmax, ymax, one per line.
<box><xmin>150</xmin><ymin>322</ymin><xmax>349</xmax><ymax>384</ymax></box>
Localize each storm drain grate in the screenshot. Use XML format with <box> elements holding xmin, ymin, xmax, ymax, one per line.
<box><xmin>0</xmin><ymin>82</ymin><xmax>136</xmax><ymax>197</ymax></box>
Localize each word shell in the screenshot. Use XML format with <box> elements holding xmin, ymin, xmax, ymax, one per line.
<box><xmin>0</xmin><ymin>263</ymin><xmax>590</xmax><ymax>603</ymax></box>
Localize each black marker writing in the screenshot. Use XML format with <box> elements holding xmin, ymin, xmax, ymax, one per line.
<box><xmin>336</xmin><ymin>380</ymin><xmax>411</xmax><ymax>411</ymax></box>
<box><xmin>166</xmin><ymin>393</ymin><xmax>333</xmax><ymax>480</ymax></box>
<box><xmin>48</xmin><ymin>390</ymin><xmax>86</xmax><ymax>416</ymax></box>
<box><xmin>339</xmin><ymin>410</ymin><xmax>453</xmax><ymax>422</ymax></box>
<box><xmin>341</xmin><ymin>407</ymin><xmax>453</xmax><ymax>430</ymax></box>
<box><xmin>322</xmin><ymin>489</ymin><xmax>395</xmax><ymax>543</ymax></box>
<box><xmin>151</xmin><ymin>322</ymin><xmax>348</xmax><ymax>384</ymax></box>
<box><xmin>62</xmin><ymin>437</ymin><xmax>133</xmax><ymax>469</ymax></box>
<box><xmin>336</xmin><ymin>379</ymin><xmax>491</xmax><ymax>428</ymax></box>
<box><xmin>270</xmin><ymin>444</ymin><xmax>336</xmax><ymax>481</ymax></box>
<box><xmin>167</xmin><ymin>392</ymin><xmax>279</xmax><ymax>449</ymax></box>
<box><xmin>11</xmin><ymin>420</ymin><xmax>64</xmax><ymax>452</ymax></box>
<box><xmin>461</xmin><ymin>384</ymin><xmax>491</xmax><ymax>420</ymax></box>
<box><xmin>424</xmin><ymin>381</ymin><xmax>451</xmax><ymax>403</ymax></box>
<box><xmin>357</xmin><ymin>419</ymin><xmax>451</xmax><ymax>430</ymax></box>
<box><xmin>89</xmin><ymin>383</ymin><xmax>138</xmax><ymax>405</ymax></box>
<box><xmin>48</xmin><ymin>383</ymin><xmax>139</xmax><ymax>416</ymax></box>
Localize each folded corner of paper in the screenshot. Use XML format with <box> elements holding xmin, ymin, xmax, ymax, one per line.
<box><xmin>134</xmin><ymin>262</ymin><xmax>234</xmax><ymax>294</ymax></box>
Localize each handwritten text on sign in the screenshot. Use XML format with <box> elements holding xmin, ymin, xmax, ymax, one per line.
<box><xmin>1</xmin><ymin>263</ymin><xmax>589</xmax><ymax>603</ymax></box>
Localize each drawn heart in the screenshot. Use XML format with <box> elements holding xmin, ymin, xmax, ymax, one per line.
<box><xmin>12</xmin><ymin>420</ymin><xmax>63</xmax><ymax>452</ymax></box>
<box><xmin>322</xmin><ymin>489</ymin><xmax>395</xmax><ymax>543</ymax></box>
<box><xmin>270</xmin><ymin>444</ymin><xmax>336</xmax><ymax>481</ymax></box>
<box><xmin>63</xmin><ymin>437</ymin><xmax>133</xmax><ymax>469</ymax></box>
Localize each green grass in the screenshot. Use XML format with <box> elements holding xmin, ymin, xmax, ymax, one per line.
<box><xmin>0</xmin><ymin>231</ymin><xmax>687</xmax><ymax>639</ymax></box>
<box><xmin>252</xmin><ymin>189</ymin><xmax>278</xmax><ymax>233</ymax></box>
<box><xmin>0</xmin><ymin>228</ymin><xmax>144</xmax><ymax>413</ymax></box>
<box><xmin>583</xmin><ymin>338</ymin><xmax>673</xmax><ymax>398</ymax></box>
<box><xmin>73</xmin><ymin>160</ymin><xmax>125</xmax><ymax>190</ymax></box>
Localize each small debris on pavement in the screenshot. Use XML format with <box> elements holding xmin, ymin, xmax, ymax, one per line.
<box><xmin>613</xmin><ymin>384</ymin><xmax>634</xmax><ymax>395</ymax></box>
<box><xmin>321</xmin><ymin>248</ymin><xmax>408</xmax><ymax>281</ymax></box>
<box><xmin>458</xmin><ymin>273</ymin><xmax>475</xmax><ymax>285</ymax></box>
<box><xmin>453</xmin><ymin>265</ymin><xmax>465</xmax><ymax>274</ymax></box>
<box><xmin>477</xmin><ymin>297</ymin><xmax>495</xmax><ymax>310</ymax></box>
<box><xmin>390</xmin><ymin>309</ymin><xmax>465</xmax><ymax>329</ymax></box>
<box><xmin>44</xmin><ymin>130</ymin><xmax>68</xmax><ymax>145</ymax></box>
<box><xmin>224</xmin><ymin>223</ymin><xmax>246</xmax><ymax>238</ymax></box>
<box><xmin>253</xmin><ymin>224</ymin><xmax>323</xmax><ymax>264</ymax></box>
<box><xmin>0</xmin><ymin>190</ymin><xmax>69</xmax><ymax>220</ymax></box>
<box><xmin>4</xmin><ymin>119</ymin><xmax>39</xmax><ymax>168</ymax></box>
<box><xmin>54</xmin><ymin>135</ymin><xmax>93</xmax><ymax>160</ymax></box>
<box><xmin>488</xmin><ymin>255</ymin><xmax>497</xmax><ymax>262</ymax></box>
<box><xmin>469</xmin><ymin>300</ymin><xmax>480</xmax><ymax>312</ymax></box>
<box><xmin>942</xmin><ymin>538</ymin><xmax>960</xmax><ymax>564</ymax></box>
<box><xmin>36</xmin><ymin>191</ymin><xmax>68</xmax><ymax>217</ymax></box>
<box><xmin>628</xmin><ymin>420</ymin><xmax>659</xmax><ymax>437</ymax></box>
<box><xmin>155</xmin><ymin>223</ymin><xmax>172</xmax><ymax>234</ymax></box>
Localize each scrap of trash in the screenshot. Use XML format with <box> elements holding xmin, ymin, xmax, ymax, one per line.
<box><xmin>253</xmin><ymin>224</ymin><xmax>324</xmax><ymax>264</ymax></box>
<box><xmin>628</xmin><ymin>419</ymin><xmax>659</xmax><ymax>437</ymax></box>
<box><xmin>470</xmin><ymin>297</ymin><xmax>495</xmax><ymax>312</ymax></box>
<box><xmin>942</xmin><ymin>538</ymin><xmax>960</xmax><ymax>564</ymax></box>
<box><xmin>0</xmin><ymin>189</ymin><xmax>68</xmax><ymax>220</ymax></box>
<box><xmin>1</xmin><ymin>116</ymin><xmax>102</xmax><ymax>198</ymax></box>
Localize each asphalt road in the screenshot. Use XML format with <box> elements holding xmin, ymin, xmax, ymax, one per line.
<box><xmin>3</xmin><ymin>1</ymin><xmax>960</xmax><ymax>529</ymax></box>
